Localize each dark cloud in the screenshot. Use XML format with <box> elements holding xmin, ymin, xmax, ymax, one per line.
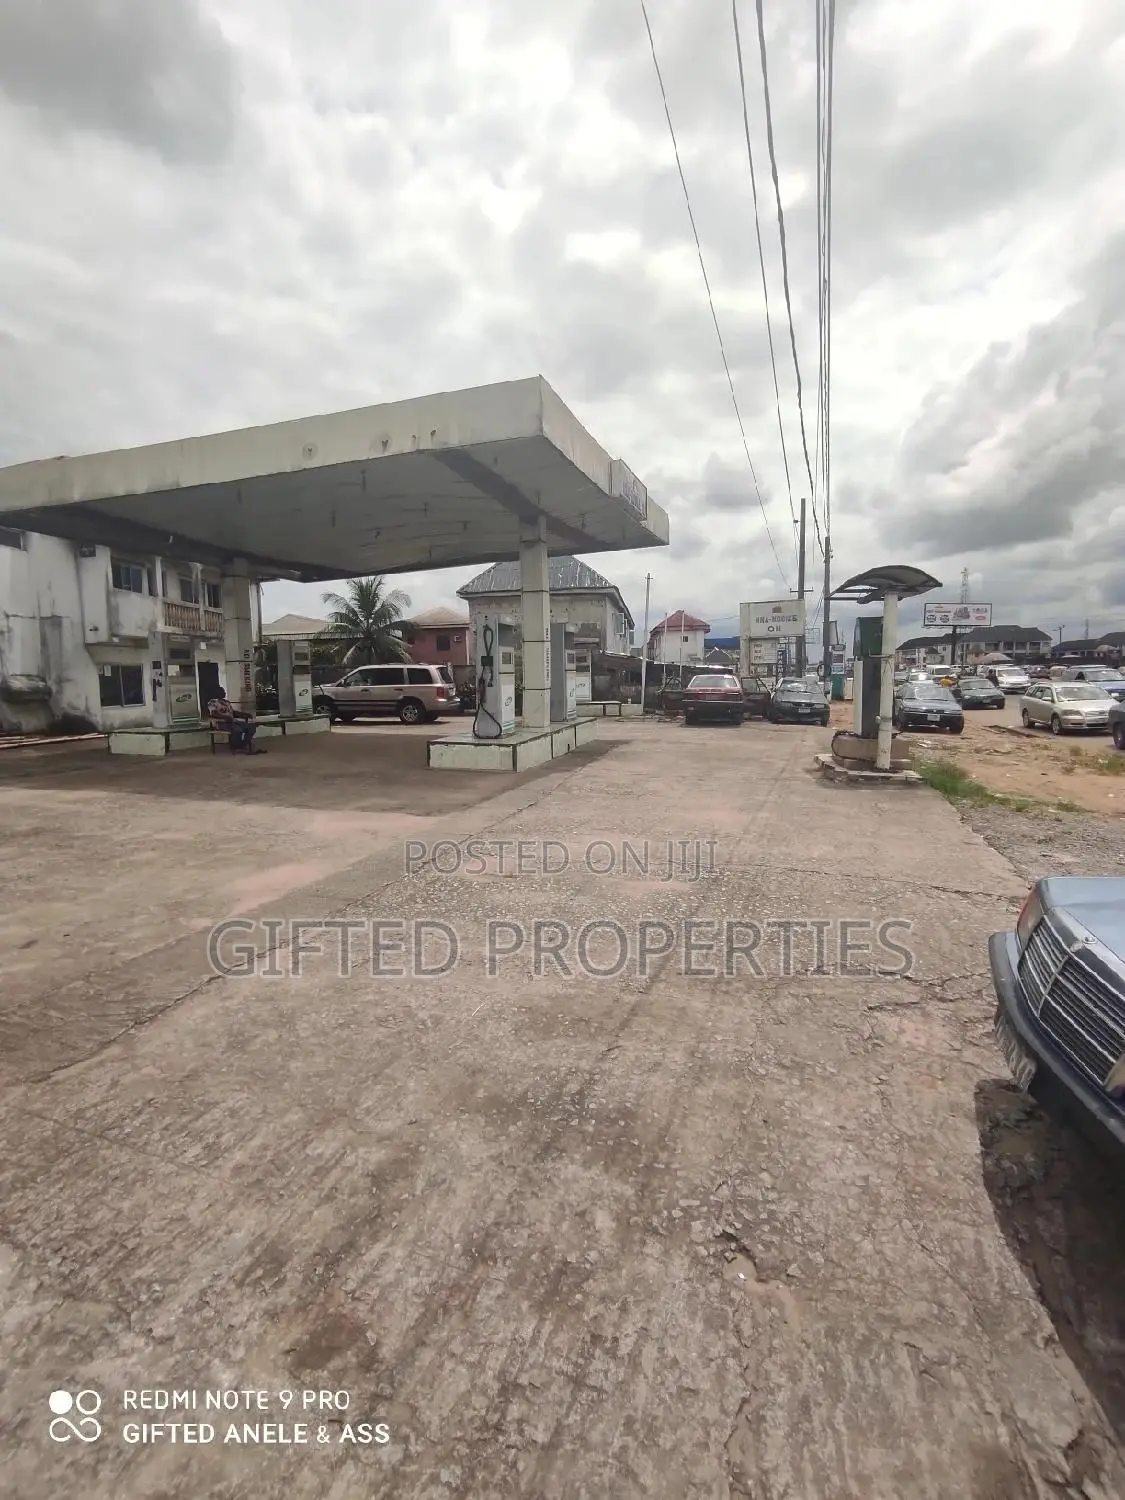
<box><xmin>0</xmin><ymin>0</ymin><xmax>239</xmax><ymax>163</ymax></box>
<box><xmin>888</xmin><ymin>228</ymin><xmax>1125</xmax><ymax>555</ymax></box>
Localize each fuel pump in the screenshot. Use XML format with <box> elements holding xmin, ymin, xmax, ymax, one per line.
<box><xmin>277</xmin><ymin>638</ymin><xmax>313</xmax><ymax>716</ymax></box>
<box><xmin>550</xmin><ymin>622</ymin><xmax>578</xmax><ymax>722</ymax></box>
<box><xmin>472</xmin><ymin>614</ymin><xmax>516</xmax><ymax>739</ymax></box>
<box><xmin>573</xmin><ymin>646</ymin><xmax>592</xmax><ymax>703</ymax></box>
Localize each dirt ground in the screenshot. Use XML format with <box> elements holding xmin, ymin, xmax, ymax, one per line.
<box><xmin>828</xmin><ymin>693</ymin><xmax>1125</xmax><ymax>813</ymax></box>
<box><xmin>2</xmin><ymin>716</ymin><xmax>1124</xmax><ymax>1498</ymax></box>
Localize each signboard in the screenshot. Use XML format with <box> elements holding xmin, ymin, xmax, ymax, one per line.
<box><xmin>609</xmin><ymin>459</ymin><xmax>648</xmax><ymax>520</ymax></box>
<box><xmin>922</xmin><ymin>602</ymin><xmax>992</xmax><ymax>628</ymax></box>
<box><xmin>747</xmin><ymin>639</ymin><xmax>778</xmax><ymax>665</ymax></box>
<box><xmin>740</xmin><ymin>599</ymin><xmax>807</xmax><ymax>638</ymax></box>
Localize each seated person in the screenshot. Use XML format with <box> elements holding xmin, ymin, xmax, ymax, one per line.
<box><xmin>207</xmin><ymin>688</ymin><xmax>265</xmax><ymax>754</ymax></box>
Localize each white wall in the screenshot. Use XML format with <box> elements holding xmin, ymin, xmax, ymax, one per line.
<box><xmin>0</xmin><ymin>529</ymin><xmax>234</xmax><ymax>733</ymax></box>
<box><xmin>649</xmin><ymin>626</ymin><xmax>706</xmax><ymax>664</ymax></box>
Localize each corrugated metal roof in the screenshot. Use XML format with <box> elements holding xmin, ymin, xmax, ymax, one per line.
<box><xmin>459</xmin><ymin>555</ymin><xmax>617</xmax><ymax>595</ymax></box>
<box><xmin>458</xmin><ymin>554</ymin><xmax>633</xmax><ymax>628</ymax></box>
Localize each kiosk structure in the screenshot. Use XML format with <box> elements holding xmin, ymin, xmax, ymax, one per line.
<box><xmin>822</xmin><ymin>565</ymin><xmax>941</xmax><ymax>779</ymax></box>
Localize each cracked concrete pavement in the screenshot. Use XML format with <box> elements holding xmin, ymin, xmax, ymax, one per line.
<box><xmin>1</xmin><ymin>718</ymin><xmax>1123</xmax><ymax>1498</ymax></box>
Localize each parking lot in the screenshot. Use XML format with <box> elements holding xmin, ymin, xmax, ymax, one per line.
<box><xmin>845</xmin><ymin>687</ymin><xmax>1125</xmax><ymax>815</ymax></box>
<box><xmin>2</xmin><ymin>716</ymin><xmax>1123</xmax><ymax>1498</ymax></box>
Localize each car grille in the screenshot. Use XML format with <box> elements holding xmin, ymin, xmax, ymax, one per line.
<box><xmin>1021</xmin><ymin>915</ymin><xmax>1125</xmax><ymax>1088</ymax></box>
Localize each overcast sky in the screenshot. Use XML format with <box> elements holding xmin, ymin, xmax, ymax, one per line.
<box><xmin>1</xmin><ymin>0</ymin><xmax>1123</xmax><ymax>645</ymax></box>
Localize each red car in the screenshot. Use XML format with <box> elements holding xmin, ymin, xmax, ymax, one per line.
<box><xmin>682</xmin><ymin>672</ymin><xmax>745</xmax><ymax>725</ymax></box>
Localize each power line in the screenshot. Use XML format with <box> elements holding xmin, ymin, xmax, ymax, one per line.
<box><xmin>639</xmin><ymin>0</ymin><xmax>792</xmax><ymax>591</ymax></box>
<box><xmin>753</xmin><ymin>0</ymin><xmax>821</xmax><ymax>555</ymax></box>
<box><xmin>821</xmin><ymin>0</ymin><xmax>836</xmax><ymax>555</ymax></box>
<box><xmin>731</xmin><ymin>0</ymin><xmax>798</xmax><ymax>567</ymax></box>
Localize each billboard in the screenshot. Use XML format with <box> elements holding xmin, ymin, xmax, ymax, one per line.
<box><xmin>740</xmin><ymin>599</ymin><xmax>807</xmax><ymax>638</ymax></box>
<box><xmin>922</xmin><ymin>602</ymin><xmax>992</xmax><ymax>628</ymax></box>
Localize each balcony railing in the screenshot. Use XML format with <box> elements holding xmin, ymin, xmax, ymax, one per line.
<box><xmin>163</xmin><ymin>600</ymin><xmax>224</xmax><ymax>636</ymax></box>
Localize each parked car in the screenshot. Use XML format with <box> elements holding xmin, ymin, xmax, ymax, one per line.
<box><xmin>1019</xmin><ymin>682</ymin><xmax>1112</xmax><ymax>735</ymax></box>
<box><xmin>739</xmin><ymin>672</ymin><xmax>773</xmax><ymax>719</ymax></box>
<box><xmin>766</xmin><ymin>678</ymin><xmax>830</xmax><ymax>726</ymax></box>
<box><xmin>314</xmin><ymin>663</ymin><xmax>460</xmax><ymax>724</ymax></box>
<box><xmin>682</xmin><ymin>672</ymin><xmax>744</xmax><ymax>725</ymax></box>
<box><xmin>1062</xmin><ymin>665</ymin><xmax>1125</xmax><ymax>703</ymax></box>
<box><xmin>957</xmin><ymin>676</ymin><xmax>1005</xmax><ymax>710</ymax></box>
<box><xmin>1026</xmin><ymin>663</ymin><xmax>1052</xmax><ymax>680</ymax></box>
<box><xmin>988</xmin><ymin>664</ymin><xmax>1031</xmax><ymax>693</ymax></box>
<box><xmin>892</xmin><ymin>680</ymin><xmax>964</xmax><ymax>734</ymax></box>
<box><xmin>990</xmin><ymin>876</ymin><xmax>1125</xmax><ymax>1161</ymax></box>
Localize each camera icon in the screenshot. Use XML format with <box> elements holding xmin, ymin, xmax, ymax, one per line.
<box><xmin>48</xmin><ymin>1389</ymin><xmax>102</xmax><ymax>1443</ymax></box>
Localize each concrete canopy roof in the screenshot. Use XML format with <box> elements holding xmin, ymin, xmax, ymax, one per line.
<box><xmin>0</xmin><ymin>377</ymin><xmax>669</xmax><ymax>583</ymax></box>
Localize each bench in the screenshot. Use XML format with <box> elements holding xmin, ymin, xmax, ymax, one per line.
<box><xmin>209</xmin><ymin>716</ymin><xmax>244</xmax><ymax>753</ymax></box>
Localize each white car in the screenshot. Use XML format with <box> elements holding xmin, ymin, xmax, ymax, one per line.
<box><xmin>1019</xmin><ymin>682</ymin><xmax>1112</xmax><ymax>735</ymax></box>
<box><xmin>990</xmin><ymin>665</ymin><xmax>1031</xmax><ymax>693</ymax></box>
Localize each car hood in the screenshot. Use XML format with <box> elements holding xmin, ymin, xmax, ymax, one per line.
<box><xmin>1040</xmin><ymin>878</ymin><xmax>1125</xmax><ymax>957</ymax></box>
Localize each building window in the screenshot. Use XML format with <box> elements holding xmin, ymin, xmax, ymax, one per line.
<box><xmin>112</xmin><ymin>559</ymin><xmax>146</xmax><ymax>593</ymax></box>
<box><xmin>98</xmin><ymin>663</ymin><xmax>145</xmax><ymax>708</ymax></box>
<box><xmin>683</xmin><ymin>634</ymin><xmax>689</xmax><ymax>643</ymax></box>
<box><xmin>0</xmin><ymin>525</ymin><xmax>25</xmax><ymax>549</ymax></box>
<box><xmin>178</xmin><ymin>574</ymin><xmax>199</xmax><ymax>605</ymax></box>
<box><xmin>436</xmin><ymin>634</ymin><xmax>451</xmax><ymax>651</ymax></box>
<box><xmin>203</xmin><ymin>580</ymin><xmax>222</xmax><ymax>609</ymax></box>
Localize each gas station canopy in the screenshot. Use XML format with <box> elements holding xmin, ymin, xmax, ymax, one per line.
<box><xmin>0</xmin><ymin>377</ymin><xmax>669</xmax><ymax>582</ymax></box>
<box><xmin>832</xmin><ymin>565</ymin><xmax>942</xmax><ymax>605</ymax></box>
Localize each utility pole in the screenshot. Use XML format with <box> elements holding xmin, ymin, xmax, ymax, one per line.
<box><xmin>821</xmin><ymin>534</ymin><xmax>832</xmax><ymax>682</ymax></box>
<box><xmin>639</xmin><ymin>573</ymin><xmax>652</xmax><ymax>714</ymax></box>
<box><xmin>1056</xmin><ymin>626</ymin><xmax>1064</xmax><ymax>645</ymax></box>
<box><xmin>795</xmin><ymin>496</ymin><xmax>807</xmax><ymax>673</ymax></box>
<box><xmin>1084</xmin><ymin>618</ymin><xmax>1090</xmax><ymax>639</ymax></box>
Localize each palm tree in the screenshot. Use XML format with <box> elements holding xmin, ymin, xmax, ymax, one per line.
<box><xmin>321</xmin><ymin>576</ymin><xmax>412</xmax><ymax>666</ymax></box>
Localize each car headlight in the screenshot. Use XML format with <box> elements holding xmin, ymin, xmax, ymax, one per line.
<box><xmin>1016</xmin><ymin>884</ymin><xmax>1043</xmax><ymax>948</ymax></box>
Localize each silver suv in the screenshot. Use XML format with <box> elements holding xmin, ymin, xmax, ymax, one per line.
<box><xmin>315</xmin><ymin>664</ymin><xmax>460</xmax><ymax>725</ymax></box>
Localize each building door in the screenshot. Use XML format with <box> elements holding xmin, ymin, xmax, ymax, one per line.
<box><xmin>197</xmin><ymin>659</ymin><xmax>221</xmax><ymax>706</ymax></box>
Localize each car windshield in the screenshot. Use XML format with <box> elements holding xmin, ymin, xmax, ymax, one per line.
<box><xmin>1057</xmin><ymin>684</ymin><xmax>1109</xmax><ymax>700</ymax></box>
<box><xmin>688</xmin><ymin>674</ymin><xmax>738</xmax><ymax>690</ymax></box>
<box><xmin>995</xmin><ymin>667</ymin><xmax>1023</xmax><ymax>677</ymax></box>
<box><xmin>1077</xmin><ymin>668</ymin><xmax>1118</xmax><ymax>681</ymax></box>
<box><xmin>961</xmin><ymin>679</ymin><xmax>991</xmax><ymax>691</ymax></box>
<box><xmin>777</xmin><ymin>681</ymin><xmax>816</xmax><ymax>697</ymax></box>
<box><xmin>906</xmin><ymin>683</ymin><xmax>953</xmax><ymax>701</ymax></box>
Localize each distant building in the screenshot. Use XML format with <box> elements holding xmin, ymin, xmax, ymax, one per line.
<box><xmin>401</xmin><ymin>606</ymin><xmax>472</xmax><ymax>668</ymax></box>
<box><xmin>897</xmin><ymin>625</ymin><xmax>1051</xmax><ymax>667</ymax></box>
<box><xmin>261</xmin><ymin>613</ymin><xmax>327</xmax><ymax>639</ymax></box>
<box><xmin>648</xmin><ymin>610</ymin><xmax>710</xmax><ymax>665</ymax></box>
<box><xmin>457</xmin><ymin>556</ymin><xmax>634</xmax><ymax>655</ymax></box>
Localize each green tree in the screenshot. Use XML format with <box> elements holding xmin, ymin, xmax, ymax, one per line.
<box><xmin>321</xmin><ymin>576</ymin><xmax>412</xmax><ymax>666</ymax></box>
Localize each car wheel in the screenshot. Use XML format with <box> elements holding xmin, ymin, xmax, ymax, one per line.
<box><xmin>398</xmin><ymin>698</ymin><xmax>424</xmax><ymax>725</ymax></box>
<box><xmin>684</xmin><ymin>711</ymin><xmax>695</xmax><ymax>725</ymax></box>
<box><xmin>1020</xmin><ymin>709</ymin><xmax>1031</xmax><ymax>727</ymax></box>
<box><xmin>335</xmin><ymin>711</ymin><xmax>355</xmax><ymax>724</ymax></box>
<box><xmin>1050</xmin><ymin>715</ymin><xmax>1063</xmax><ymax>736</ymax></box>
<box><xmin>950</xmin><ymin>723</ymin><xmax>964</xmax><ymax>735</ymax></box>
<box><xmin>1113</xmin><ymin>723</ymin><xmax>1125</xmax><ymax>751</ymax></box>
